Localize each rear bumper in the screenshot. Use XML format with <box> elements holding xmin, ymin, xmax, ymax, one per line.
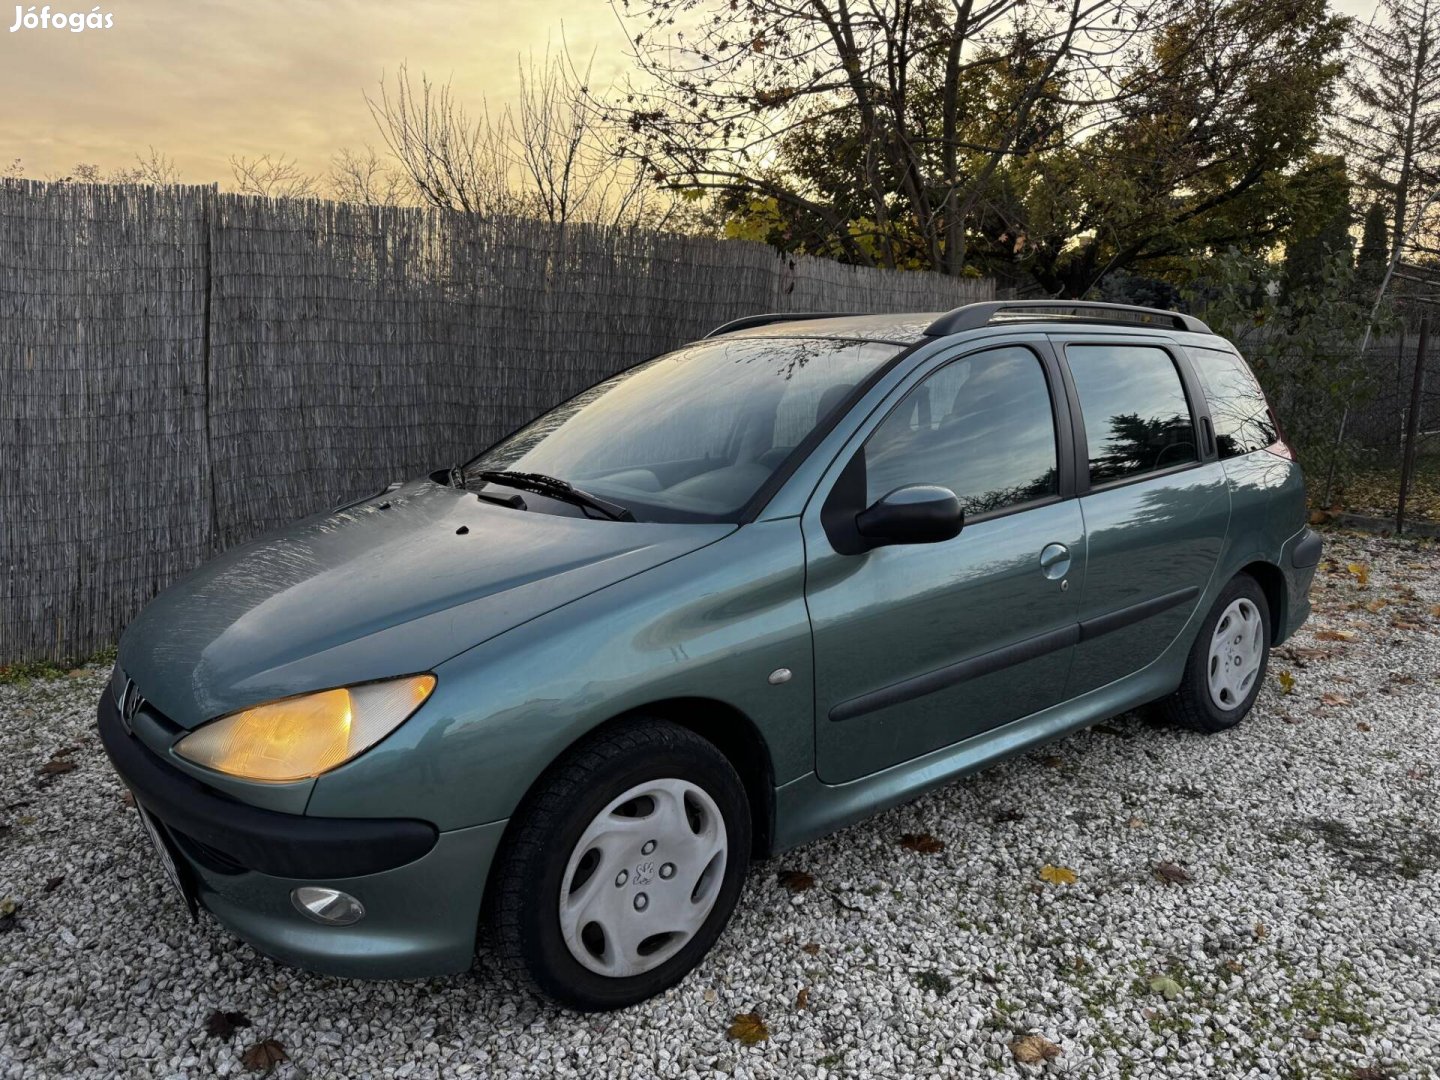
<box><xmin>98</xmin><ymin>692</ymin><xmax>502</xmax><ymax>978</ymax></box>
<box><xmin>1278</xmin><ymin>526</ymin><xmax>1322</xmax><ymax>643</ymax></box>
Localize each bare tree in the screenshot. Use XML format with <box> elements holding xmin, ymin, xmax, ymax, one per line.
<box><xmin>1337</xmin><ymin>0</ymin><xmax>1440</xmax><ymax>262</ymax></box>
<box><xmin>365</xmin><ymin>63</ymin><xmax>515</xmax><ymax>217</ymax></box>
<box><xmin>328</xmin><ymin>146</ymin><xmax>410</xmax><ymax>206</ymax></box>
<box><xmin>119</xmin><ymin>147</ymin><xmax>182</xmax><ymax>184</ymax></box>
<box><xmin>229</xmin><ymin>153</ymin><xmax>319</xmax><ymax>199</ymax></box>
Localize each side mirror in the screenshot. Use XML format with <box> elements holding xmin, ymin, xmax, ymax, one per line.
<box><xmin>855</xmin><ymin>485</ymin><xmax>964</xmax><ymax>548</ymax></box>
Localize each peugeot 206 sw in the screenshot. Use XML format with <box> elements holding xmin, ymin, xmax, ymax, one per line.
<box><xmin>100</xmin><ymin>300</ymin><xmax>1321</xmax><ymax>1010</ymax></box>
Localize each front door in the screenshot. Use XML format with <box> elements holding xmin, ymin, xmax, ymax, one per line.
<box><xmin>805</xmin><ymin>343</ymin><xmax>1085</xmax><ymax>785</ymax></box>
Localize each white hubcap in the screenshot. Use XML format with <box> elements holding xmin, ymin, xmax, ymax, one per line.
<box><xmin>559</xmin><ymin>778</ymin><xmax>727</xmax><ymax>978</ymax></box>
<box><xmin>1207</xmin><ymin>598</ymin><xmax>1264</xmax><ymax>710</ymax></box>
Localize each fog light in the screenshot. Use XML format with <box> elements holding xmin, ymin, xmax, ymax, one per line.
<box><xmin>291</xmin><ymin>886</ymin><xmax>365</xmax><ymax>926</ymax></box>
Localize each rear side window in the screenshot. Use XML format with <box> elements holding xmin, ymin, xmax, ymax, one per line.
<box><xmin>864</xmin><ymin>346</ymin><xmax>1059</xmax><ymax>517</ymax></box>
<box><xmin>1187</xmin><ymin>346</ymin><xmax>1277</xmax><ymax>458</ymax></box>
<box><xmin>1066</xmin><ymin>344</ymin><xmax>1197</xmax><ymax>485</ymax></box>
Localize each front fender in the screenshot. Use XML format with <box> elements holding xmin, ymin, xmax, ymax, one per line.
<box><xmin>306</xmin><ymin>520</ymin><xmax>815</xmax><ymax>829</ymax></box>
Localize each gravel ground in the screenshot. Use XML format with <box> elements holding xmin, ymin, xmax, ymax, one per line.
<box><xmin>2</xmin><ymin>529</ymin><xmax>1438</xmax><ymax>1080</ymax></box>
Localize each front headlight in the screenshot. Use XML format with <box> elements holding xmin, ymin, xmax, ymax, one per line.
<box><xmin>174</xmin><ymin>675</ymin><xmax>436</xmax><ymax>782</ymax></box>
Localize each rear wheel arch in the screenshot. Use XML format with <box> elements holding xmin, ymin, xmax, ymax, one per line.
<box><xmin>1236</xmin><ymin>560</ymin><xmax>1285</xmax><ymax>642</ymax></box>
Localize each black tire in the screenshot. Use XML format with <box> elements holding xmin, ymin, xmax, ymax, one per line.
<box><xmin>1160</xmin><ymin>573</ymin><xmax>1271</xmax><ymax>734</ymax></box>
<box><xmin>486</xmin><ymin>717</ymin><xmax>751</xmax><ymax>1011</ymax></box>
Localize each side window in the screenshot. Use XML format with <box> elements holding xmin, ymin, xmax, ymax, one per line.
<box><xmin>1066</xmin><ymin>345</ymin><xmax>1197</xmax><ymax>485</ymax></box>
<box><xmin>1187</xmin><ymin>346</ymin><xmax>1277</xmax><ymax>458</ymax></box>
<box><xmin>864</xmin><ymin>346</ymin><xmax>1059</xmax><ymax>517</ymax></box>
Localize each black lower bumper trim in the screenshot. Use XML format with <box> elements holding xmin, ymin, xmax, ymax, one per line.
<box><xmin>1290</xmin><ymin>526</ymin><xmax>1323</xmax><ymax>569</ymax></box>
<box><xmin>98</xmin><ymin>692</ymin><xmax>438</xmax><ymax>879</ymax></box>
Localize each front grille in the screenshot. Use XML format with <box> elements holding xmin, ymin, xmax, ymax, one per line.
<box><xmin>168</xmin><ymin>826</ymin><xmax>248</xmax><ymax>876</ymax></box>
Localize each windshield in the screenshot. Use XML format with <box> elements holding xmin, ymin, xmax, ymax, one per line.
<box><xmin>464</xmin><ymin>336</ymin><xmax>905</xmax><ymax>522</ymax></box>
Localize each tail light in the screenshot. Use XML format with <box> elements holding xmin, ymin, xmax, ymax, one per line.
<box><xmin>1264</xmin><ymin>408</ymin><xmax>1296</xmax><ymax>461</ymax></box>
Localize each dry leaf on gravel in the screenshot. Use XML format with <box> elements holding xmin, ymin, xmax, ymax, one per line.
<box><xmin>1225</xmin><ymin>959</ymin><xmax>1244</xmax><ymax>974</ymax></box>
<box><xmin>899</xmin><ymin>832</ymin><xmax>945</xmax><ymax>854</ymax></box>
<box><xmin>1127</xmin><ymin>815</ymin><xmax>1146</xmax><ymax>829</ymax></box>
<box><xmin>1277</xmin><ymin>670</ymin><xmax>1296</xmax><ymax>694</ymax></box>
<box><xmin>38</xmin><ymin>758</ymin><xmax>76</xmax><ymax>777</ymax></box>
<box><xmin>1356</xmin><ymin>722</ymin><xmax>1372</xmax><ymax>732</ymax></box>
<box><xmin>120</xmin><ymin>790</ymin><xmax>135</xmax><ymax>808</ymax></box>
<box><xmin>776</xmin><ymin>869</ymin><xmax>815</xmax><ymax>893</ymax></box>
<box><xmin>1347</xmin><ymin>562</ymin><xmax>1370</xmax><ymax>586</ymax></box>
<box><xmin>1321</xmin><ymin>692</ymin><xmax>1352</xmax><ymax>707</ymax></box>
<box><xmin>1254</xmin><ymin>921</ymin><xmax>1268</xmax><ymax>940</ymax></box>
<box><xmin>801</xmin><ymin>942</ymin><xmax>821</xmax><ymax>956</ymax></box>
<box><xmin>1153</xmin><ymin>861</ymin><xmax>1193</xmax><ymax>885</ymax></box>
<box><xmin>795</xmin><ymin>988</ymin><xmax>809</xmax><ymax>1009</ymax></box>
<box><xmin>1039</xmin><ymin>864</ymin><xmax>1076</xmax><ymax>885</ymax></box>
<box><xmin>727</xmin><ymin>1012</ymin><xmax>769</xmax><ymax>1045</ymax></box>
<box><xmin>239</xmin><ymin>1039</ymin><xmax>287</xmax><ymax>1072</ymax></box>
<box><xmin>205</xmin><ymin>1010</ymin><xmax>252</xmax><ymax>1039</ymax></box>
<box><xmin>1148</xmin><ymin>974</ymin><xmax>1183</xmax><ymax>1000</ymax></box>
<box><xmin>1010</xmin><ymin>1034</ymin><xmax>1062</xmax><ymax>1064</ymax></box>
<box><xmin>1315</xmin><ymin>629</ymin><xmax>1356</xmax><ymax>641</ymax></box>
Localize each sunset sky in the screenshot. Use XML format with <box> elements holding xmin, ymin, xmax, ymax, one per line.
<box><xmin>1</xmin><ymin>0</ymin><xmax>1379</xmax><ymax>184</ymax></box>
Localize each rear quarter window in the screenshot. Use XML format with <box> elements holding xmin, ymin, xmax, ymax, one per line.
<box><xmin>1186</xmin><ymin>347</ymin><xmax>1277</xmax><ymax>459</ymax></box>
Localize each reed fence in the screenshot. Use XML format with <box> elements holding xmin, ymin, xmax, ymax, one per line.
<box><xmin>0</xmin><ymin>180</ymin><xmax>994</xmax><ymax>663</ymax></box>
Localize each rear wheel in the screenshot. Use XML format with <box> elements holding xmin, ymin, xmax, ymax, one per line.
<box><xmin>1161</xmin><ymin>574</ymin><xmax>1271</xmax><ymax>734</ymax></box>
<box><xmin>487</xmin><ymin>718</ymin><xmax>750</xmax><ymax>1011</ymax></box>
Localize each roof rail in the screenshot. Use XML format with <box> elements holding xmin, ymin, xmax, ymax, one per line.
<box><xmin>703</xmin><ymin>312</ymin><xmax>868</xmax><ymax>338</ymax></box>
<box><xmin>925</xmin><ymin>300</ymin><xmax>1212</xmax><ymax>337</ymax></box>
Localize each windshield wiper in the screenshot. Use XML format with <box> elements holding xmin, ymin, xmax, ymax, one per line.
<box><xmin>470</xmin><ymin>470</ymin><xmax>635</xmax><ymax>522</ymax></box>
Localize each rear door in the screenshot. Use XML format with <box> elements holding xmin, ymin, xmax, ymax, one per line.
<box><xmin>805</xmin><ymin>341</ymin><xmax>1085</xmax><ymax>784</ymax></box>
<box><xmin>1052</xmin><ymin>337</ymin><xmax>1231</xmax><ymax>697</ymax></box>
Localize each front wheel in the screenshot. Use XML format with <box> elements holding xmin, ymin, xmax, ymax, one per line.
<box><xmin>487</xmin><ymin>718</ymin><xmax>751</xmax><ymax>1011</ymax></box>
<box><xmin>1161</xmin><ymin>574</ymin><xmax>1271</xmax><ymax>734</ymax></box>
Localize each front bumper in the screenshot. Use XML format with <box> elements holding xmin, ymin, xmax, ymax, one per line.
<box><xmin>98</xmin><ymin>692</ymin><xmax>504</xmax><ymax>978</ymax></box>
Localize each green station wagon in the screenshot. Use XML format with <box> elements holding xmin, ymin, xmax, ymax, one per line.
<box><xmin>100</xmin><ymin>300</ymin><xmax>1321</xmax><ymax>1010</ymax></box>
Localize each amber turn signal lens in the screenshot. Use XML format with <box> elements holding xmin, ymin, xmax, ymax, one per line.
<box><xmin>175</xmin><ymin>675</ymin><xmax>436</xmax><ymax>782</ymax></box>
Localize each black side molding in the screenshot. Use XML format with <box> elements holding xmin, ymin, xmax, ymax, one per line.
<box><xmin>830</xmin><ymin>624</ymin><xmax>1080</xmax><ymax>723</ymax></box>
<box><xmin>1077</xmin><ymin>585</ymin><xmax>1200</xmax><ymax>642</ymax></box>
<box><xmin>830</xmin><ymin>584</ymin><xmax>1203</xmax><ymax>724</ymax></box>
<box><xmin>97</xmin><ymin>692</ymin><xmax>438</xmax><ymax>879</ymax></box>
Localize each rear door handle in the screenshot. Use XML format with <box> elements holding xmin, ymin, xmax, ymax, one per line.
<box><xmin>1039</xmin><ymin>542</ymin><xmax>1071</xmax><ymax>580</ymax></box>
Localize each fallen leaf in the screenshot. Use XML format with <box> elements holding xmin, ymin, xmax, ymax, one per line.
<box><xmin>1315</xmin><ymin>629</ymin><xmax>1355</xmax><ymax>642</ymax></box>
<box><xmin>1363</xmin><ymin>598</ymin><xmax>1389</xmax><ymax>613</ymax></box>
<box><xmin>776</xmin><ymin>869</ymin><xmax>815</xmax><ymax>893</ymax></box>
<box><xmin>1356</xmin><ymin>722</ymin><xmax>1372</xmax><ymax>732</ymax></box>
<box><xmin>1300</xmin><ymin>1027</ymin><xmax>1321</xmax><ymax>1041</ymax></box>
<box><xmin>1225</xmin><ymin>959</ymin><xmax>1244</xmax><ymax>974</ymax></box>
<box><xmin>1253</xmin><ymin>921</ymin><xmax>1268</xmax><ymax>941</ymax></box>
<box><xmin>1149</xmin><ymin>974</ymin><xmax>1183</xmax><ymax>1000</ymax></box>
<box><xmin>727</xmin><ymin>1012</ymin><xmax>769</xmax><ymax>1045</ymax></box>
<box><xmin>800</xmin><ymin>942</ymin><xmax>821</xmax><ymax>956</ymax></box>
<box><xmin>1277</xmin><ymin>670</ymin><xmax>1296</xmax><ymax>694</ymax></box>
<box><xmin>38</xmin><ymin>758</ymin><xmax>76</xmax><ymax>777</ymax></box>
<box><xmin>1390</xmin><ymin>618</ymin><xmax>1423</xmax><ymax>631</ymax></box>
<box><xmin>899</xmin><ymin>832</ymin><xmax>944</xmax><ymax>854</ymax></box>
<box><xmin>795</xmin><ymin>987</ymin><xmax>809</xmax><ymax>1010</ymax></box>
<box><xmin>205</xmin><ymin>1010</ymin><xmax>253</xmax><ymax>1039</ymax></box>
<box><xmin>1153</xmin><ymin>861</ymin><xmax>1193</xmax><ymax>885</ymax></box>
<box><xmin>1430</xmin><ymin>605</ymin><xmax>1440</xmax><ymax>618</ymax></box>
<box><xmin>239</xmin><ymin>1039</ymin><xmax>287</xmax><ymax>1072</ymax></box>
<box><xmin>1126</xmin><ymin>815</ymin><xmax>1146</xmax><ymax>829</ymax></box>
<box><xmin>1040</xmin><ymin>755</ymin><xmax>1064</xmax><ymax>768</ymax></box>
<box><xmin>120</xmin><ymin>791</ymin><xmax>136</xmax><ymax>808</ymax></box>
<box><xmin>43</xmin><ymin>876</ymin><xmax>63</xmax><ymax>893</ymax></box>
<box><xmin>1320</xmin><ymin>692</ymin><xmax>1351</xmax><ymax>707</ymax></box>
<box><xmin>1039</xmin><ymin>864</ymin><xmax>1077</xmax><ymax>885</ymax></box>
<box><xmin>1347</xmin><ymin>562</ymin><xmax>1370</xmax><ymax>586</ymax></box>
<box><xmin>1010</xmin><ymin>1034</ymin><xmax>1062</xmax><ymax>1064</ymax></box>
<box><xmin>702</xmin><ymin>988</ymin><xmax>717</xmax><ymax>1004</ymax></box>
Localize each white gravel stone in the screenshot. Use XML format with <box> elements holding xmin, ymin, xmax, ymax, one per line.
<box><xmin>1</xmin><ymin>529</ymin><xmax>1438</xmax><ymax>1078</ymax></box>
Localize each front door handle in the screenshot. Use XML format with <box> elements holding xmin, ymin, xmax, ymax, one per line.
<box><xmin>1039</xmin><ymin>542</ymin><xmax>1071</xmax><ymax>580</ymax></box>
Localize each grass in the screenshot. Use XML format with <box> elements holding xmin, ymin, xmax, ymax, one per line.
<box><xmin>0</xmin><ymin>643</ymin><xmax>116</xmax><ymax>685</ymax></box>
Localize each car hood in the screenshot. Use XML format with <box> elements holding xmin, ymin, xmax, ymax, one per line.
<box><xmin>119</xmin><ymin>479</ymin><xmax>733</xmax><ymax>729</ymax></box>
